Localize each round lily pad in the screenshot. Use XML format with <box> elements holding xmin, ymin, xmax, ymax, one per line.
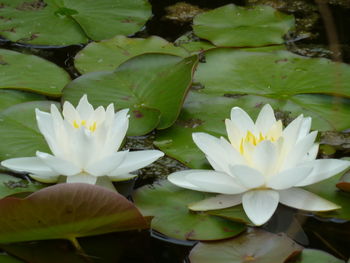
<box><xmin>132</xmin><ymin>180</ymin><xmax>246</xmax><ymax>241</ymax></box>
<box><xmin>0</xmin><ymin>90</ymin><xmax>45</xmax><ymax>112</ymax></box>
<box><xmin>75</xmin><ymin>35</ymin><xmax>190</xmax><ymax>74</ymax></box>
<box><xmin>0</xmin><ymin>49</ymin><xmax>70</xmax><ymax>96</ymax></box>
<box><xmin>0</xmin><ymin>101</ymin><xmax>58</xmax><ymax>160</ymax></box>
<box><xmin>189</xmin><ymin>229</ymin><xmax>302</xmax><ymax>263</ymax></box>
<box><xmin>64</xmin><ymin>53</ymin><xmax>198</xmax><ymax>136</ymax></box>
<box><xmin>193</xmin><ymin>4</ymin><xmax>295</xmax><ymax>47</ymax></box>
<box><xmin>0</xmin><ymin>0</ymin><xmax>151</xmax><ymax>45</ymax></box>
<box><xmin>290</xmin><ymin>249</ymin><xmax>345</xmax><ymax>263</ymax></box>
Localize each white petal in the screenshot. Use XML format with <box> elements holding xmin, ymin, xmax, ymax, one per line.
<box><xmin>229</xmin><ymin>165</ymin><xmax>265</xmax><ymax>188</ymax></box>
<box><xmin>282</xmin><ymin>114</ymin><xmax>303</xmax><ymax>150</ymax></box>
<box><xmin>252</xmin><ymin>140</ymin><xmax>277</xmax><ymax>175</ymax></box>
<box><xmin>255</xmin><ymin>104</ymin><xmax>276</xmax><ymax>134</ymax></box>
<box><xmin>303</xmin><ymin>143</ymin><xmax>319</xmax><ymax>162</ymax></box>
<box><xmin>76</xmin><ymin>95</ymin><xmax>94</xmax><ymax>120</ymax></box>
<box><xmin>282</xmin><ymin>131</ymin><xmax>317</xmax><ymax>170</ymax></box>
<box><xmin>189</xmin><ymin>194</ymin><xmax>243</xmax><ymax>211</ymax></box>
<box><xmin>168</xmin><ymin>170</ymin><xmax>203</xmax><ymax>191</ymax></box>
<box><xmin>295</xmin><ymin>159</ymin><xmax>350</xmax><ymax>186</ymax></box>
<box><xmin>242</xmin><ymin>190</ymin><xmax>279</xmax><ymax>226</ymax></box>
<box><xmin>267</xmin><ymin>165</ymin><xmax>313</xmax><ymax>190</ymax></box>
<box><xmin>66</xmin><ymin>173</ymin><xmax>97</xmax><ymax>184</ymax></box>
<box><xmin>36</xmin><ymin>151</ymin><xmax>81</xmax><ymax>176</ymax></box>
<box><xmin>1</xmin><ymin>157</ymin><xmax>58</xmax><ymax>177</ymax></box>
<box><xmin>85</xmin><ymin>151</ymin><xmax>128</xmax><ymax>176</ymax></box>
<box><xmin>29</xmin><ymin>173</ymin><xmax>60</xmax><ymax>183</ymax></box>
<box><xmin>70</xmin><ymin>128</ymin><xmax>97</xmax><ymax>167</ymax></box>
<box><xmin>225</xmin><ymin>119</ymin><xmax>243</xmax><ymax>148</ymax></box>
<box><xmin>230</xmin><ymin>107</ymin><xmax>256</xmax><ymax>134</ymax></box>
<box><xmin>108</xmin><ymin>173</ymin><xmax>138</xmax><ymax>182</ymax></box>
<box><xmin>185</xmin><ymin>170</ymin><xmax>247</xmax><ymax>194</ymax></box>
<box><xmin>90</xmin><ymin>106</ymin><xmax>106</xmax><ymax>125</ymax></box>
<box><xmin>62</xmin><ymin>101</ymin><xmax>80</xmax><ymax>124</ymax></box>
<box><xmin>108</xmin><ymin>150</ymin><xmax>164</xmax><ymax>176</ymax></box>
<box><xmin>297</xmin><ymin>117</ymin><xmax>312</xmax><ymax>141</ymax></box>
<box><xmin>279</xmin><ymin>188</ymin><xmax>340</xmax><ymax>211</ymax></box>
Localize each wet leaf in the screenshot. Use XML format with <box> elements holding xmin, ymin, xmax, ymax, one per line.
<box><xmin>133</xmin><ymin>180</ymin><xmax>246</xmax><ymax>241</ymax></box>
<box><xmin>0</xmin><ymin>173</ymin><xmax>44</xmax><ymax>199</ymax></box>
<box><xmin>0</xmin><ymin>183</ymin><xmax>147</xmax><ymax>243</ymax></box>
<box><xmin>0</xmin><ymin>101</ymin><xmax>58</xmax><ymax>160</ymax></box>
<box><xmin>0</xmin><ymin>0</ymin><xmax>151</xmax><ymax>45</ymax></box>
<box><xmin>75</xmin><ymin>35</ymin><xmax>190</xmax><ymax>74</ymax></box>
<box><xmin>0</xmin><ymin>49</ymin><xmax>70</xmax><ymax>96</ymax></box>
<box><xmin>189</xmin><ymin>229</ymin><xmax>302</xmax><ymax>263</ymax></box>
<box><xmin>193</xmin><ymin>4</ymin><xmax>294</xmax><ymax>47</ymax></box>
<box><xmin>64</xmin><ymin>54</ymin><xmax>198</xmax><ymax>136</ymax></box>
<box><xmin>287</xmin><ymin>248</ymin><xmax>345</xmax><ymax>263</ymax></box>
<box><xmin>0</xmin><ymin>90</ymin><xmax>45</xmax><ymax>112</ymax></box>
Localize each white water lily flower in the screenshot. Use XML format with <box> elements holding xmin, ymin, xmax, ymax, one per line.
<box><xmin>168</xmin><ymin>104</ymin><xmax>350</xmax><ymax>226</ymax></box>
<box><xmin>1</xmin><ymin>95</ymin><xmax>164</xmax><ymax>185</ymax></box>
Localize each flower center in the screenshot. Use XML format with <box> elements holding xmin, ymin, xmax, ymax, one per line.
<box><xmin>73</xmin><ymin>120</ymin><xmax>97</xmax><ymax>132</ymax></box>
<box><xmin>239</xmin><ymin>130</ymin><xmax>279</xmax><ymax>154</ymax></box>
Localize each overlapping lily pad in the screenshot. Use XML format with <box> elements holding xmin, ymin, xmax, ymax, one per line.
<box><xmin>64</xmin><ymin>53</ymin><xmax>198</xmax><ymax>136</ymax></box>
<box><xmin>0</xmin><ymin>101</ymin><xmax>58</xmax><ymax>160</ymax></box>
<box><xmin>0</xmin><ymin>183</ymin><xmax>148</xmax><ymax>243</ymax></box>
<box><xmin>132</xmin><ymin>180</ymin><xmax>246</xmax><ymax>241</ymax></box>
<box><xmin>189</xmin><ymin>229</ymin><xmax>302</xmax><ymax>263</ymax></box>
<box><xmin>193</xmin><ymin>4</ymin><xmax>295</xmax><ymax>47</ymax></box>
<box><xmin>0</xmin><ymin>90</ymin><xmax>44</xmax><ymax>112</ymax></box>
<box><xmin>0</xmin><ymin>0</ymin><xmax>151</xmax><ymax>45</ymax></box>
<box><xmin>290</xmin><ymin>249</ymin><xmax>345</xmax><ymax>263</ymax></box>
<box><xmin>75</xmin><ymin>35</ymin><xmax>190</xmax><ymax>74</ymax></box>
<box><xmin>0</xmin><ymin>49</ymin><xmax>70</xmax><ymax>96</ymax></box>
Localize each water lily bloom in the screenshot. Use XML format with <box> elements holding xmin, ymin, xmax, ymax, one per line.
<box><xmin>1</xmin><ymin>95</ymin><xmax>164</xmax><ymax>185</ymax></box>
<box><xmin>168</xmin><ymin>104</ymin><xmax>350</xmax><ymax>226</ymax></box>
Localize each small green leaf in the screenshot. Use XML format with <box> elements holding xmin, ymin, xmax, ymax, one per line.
<box><xmin>133</xmin><ymin>180</ymin><xmax>246</xmax><ymax>241</ymax></box>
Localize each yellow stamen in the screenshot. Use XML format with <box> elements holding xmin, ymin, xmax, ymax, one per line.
<box><xmin>73</xmin><ymin>120</ymin><xmax>79</xmax><ymax>128</ymax></box>
<box><xmin>81</xmin><ymin>120</ymin><xmax>86</xmax><ymax>126</ymax></box>
<box><xmin>89</xmin><ymin>122</ymin><xmax>97</xmax><ymax>132</ymax></box>
<box><xmin>73</xmin><ymin>120</ymin><xmax>97</xmax><ymax>132</ymax></box>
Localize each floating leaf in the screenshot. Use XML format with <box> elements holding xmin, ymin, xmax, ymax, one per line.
<box><xmin>0</xmin><ymin>101</ymin><xmax>58</xmax><ymax>160</ymax></box>
<box><xmin>64</xmin><ymin>54</ymin><xmax>198</xmax><ymax>136</ymax></box>
<box><xmin>0</xmin><ymin>49</ymin><xmax>70</xmax><ymax>96</ymax></box>
<box><xmin>0</xmin><ymin>0</ymin><xmax>151</xmax><ymax>45</ymax></box>
<box><xmin>336</xmin><ymin>172</ymin><xmax>350</xmax><ymax>192</ymax></box>
<box><xmin>0</xmin><ymin>254</ymin><xmax>23</xmax><ymax>263</ymax></box>
<box><xmin>75</xmin><ymin>35</ymin><xmax>190</xmax><ymax>74</ymax></box>
<box><xmin>133</xmin><ymin>180</ymin><xmax>246</xmax><ymax>241</ymax></box>
<box><xmin>0</xmin><ymin>90</ymin><xmax>45</xmax><ymax>112</ymax></box>
<box><xmin>193</xmin><ymin>4</ymin><xmax>294</xmax><ymax>47</ymax></box>
<box><xmin>0</xmin><ymin>183</ymin><xmax>147</xmax><ymax>243</ymax></box>
<box><xmin>0</xmin><ymin>173</ymin><xmax>44</xmax><ymax>199</ymax></box>
<box><xmin>288</xmin><ymin>248</ymin><xmax>345</xmax><ymax>263</ymax></box>
<box><xmin>189</xmin><ymin>229</ymin><xmax>302</xmax><ymax>263</ymax></box>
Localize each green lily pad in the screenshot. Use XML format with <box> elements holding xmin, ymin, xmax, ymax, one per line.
<box><xmin>0</xmin><ymin>101</ymin><xmax>59</xmax><ymax>160</ymax></box>
<box><xmin>0</xmin><ymin>0</ymin><xmax>151</xmax><ymax>45</ymax></box>
<box><xmin>0</xmin><ymin>173</ymin><xmax>44</xmax><ymax>199</ymax></box>
<box><xmin>189</xmin><ymin>229</ymin><xmax>302</xmax><ymax>263</ymax></box>
<box><xmin>195</xmin><ymin>49</ymin><xmax>350</xmax><ymax>97</ymax></box>
<box><xmin>0</xmin><ymin>90</ymin><xmax>45</xmax><ymax>112</ymax></box>
<box><xmin>288</xmin><ymin>249</ymin><xmax>345</xmax><ymax>263</ymax></box>
<box><xmin>63</xmin><ymin>53</ymin><xmax>198</xmax><ymax>136</ymax></box>
<box><xmin>303</xmin><ymin>172</ymin><xmax>350</xmax><ymax>221</ymax></box>
<box><xmin>75</xmin><ymin>35</ymin><xmax>190</xmax><ymax>74</ymax></box>
<box><xmin>0</xmin><ymin>254</ymin><xmax>23</xmax><ymax>263</ymax></box>
<box><xmin>132</xmin><ymin>180</ymin><xmax>246</xmax><ymax>241</ymax></box>
<box><xmin>0</xmin><ymin>183</ymin><xmax>148</xmax><ymax>243</ymax></box>
<box><xmin>0</xmin><ymin>49</ymin><xmax>70</xmax><ymax>96</ymax></box>
<box><xmin>193</xmin><ymin>4</ymin><xmax>294</xmax><ymax>47</ymax></box>
<box><xmin>154</xmin><ymin>91</ymin><xmax>350</xmax><ymax>169</ymax></box>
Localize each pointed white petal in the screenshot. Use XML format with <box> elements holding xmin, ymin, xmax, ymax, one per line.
<box><xmin>282</xmin><ymin>114</ymin><xmax>303</xmax><ymax>150</ymax></box>
<box><xmin>168</xmin><ymin>170</ymin><xmax>203</xmax><ymax>191</ymax></box>
<box><xmin>303</xmin><ymin>143</ymin><xmax>319</xmax><ymax>162</ymax></box>
<box><xmin>189</xmin><ymin>194</ymin><xmax>242</xmax><ymax>211</ymax></box>
<box><xmin>242</xmin><ymin>190</ymin><xmax>279</xmax><ymax>226</ymax></box>
<box><xmin>267</xmin><ymin>165</ymin><xmax>313</xmax><ymax>190</ymax></box>
<box><xmin>76</xmin><ymin>95</ymin><xmax>94</xmax><ymax>120</ymax></box>
<box><xmin>36</xmin><ymin>151</ymin><xmax>81</xmax><ymax>176</ymax></box>
<box><xmin>252</xmin><ymin>140</ymin><xmax>277</xmax><ymax>175</ymax></box>
<box><xmin>85</xmin><ymin>151</ymin><xmax>128</xmax><ymax>176</ymax></box>
<box><xmin>66</xmin><ymin>173</ymin><xmax>97</xmax><ymax>184</ymax></box>
<box><xmin>225</xmin><ymin>119</ymin><xmax>243</xmax><ymax>148</ymax></box>
<box><xmin>104</xmin><ymin>103</ymin><xmax>115</xmax><ymax>128</ymax></box>
<box><xmin>108</xmin><ymin>150</ymin><xmax>164</xmax><ymax>176</ymax></box>
<box><xmin>35</xmin><ymin>109</ymin><xmax>54</xmax><ymax>138</ymax></box>
<box><xmin>279</xmin><ymin>188</ymin><xmax>340</xmax><ymax>211</ymax></box>
<box><xmin>1</xmin><ymin>157</ymin><xmax>58</xmax><ymax>176</ymax></box>
<box><xmin>255</xmin><ymin>104</ymin><xmax>276</xmax><ymax>134</ymax></box>
<box><xmin>185</xmin><ymin>170</ymin><xmax>247</xmax><ymax>194</ymax></box>
<box><xmin>297</xmin><ymin>117</ymin><xmax>312</xmax><ymax>141</ymax></box>
<box><xmin>295</xmin><ymin>159</ymin><xmax>350</xmax><ymax>186</ymax></box>
<box><xmin>29</xmin><ymin>173</ymin><xmax>60</xmax><ymax>183</ymax></box>
<box><xmin>62</xmin><ymin>101</ymin><xmax>80</xmax><ymax>124</ymax></box>
<box><xmin>229</xmin><ymin>165</ymin><xmax>265</xmax><ymax>188</ymax></box>
<box><xmin>230</xmin><ymin>107</ymin><xmax>256</xmax><ymax>134</ymax></box>
<box><xmin>70</xmin><ymin>128</ymin><xmax>97</xmax><ymax>167</ymax></box>
<box><xmin>109</xmin><ymin>173</ymin><xmax>138</xmax><ymax>182</ymax></box>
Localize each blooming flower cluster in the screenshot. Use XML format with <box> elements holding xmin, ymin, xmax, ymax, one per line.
<box><xmin>1</xmin><ymin>95</ymin><xmax>164</xmax><ymax>185</ymax></box>
<box><xmin>168</xmin><ymin>104</ymin><xmax>350</xmax><ymax>225</ymax></box>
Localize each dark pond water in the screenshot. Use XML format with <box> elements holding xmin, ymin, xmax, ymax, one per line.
<box><xmin>1</xmin><ymin>0</ymin><xmax>350</xmax><ymax>262</ymax></box>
